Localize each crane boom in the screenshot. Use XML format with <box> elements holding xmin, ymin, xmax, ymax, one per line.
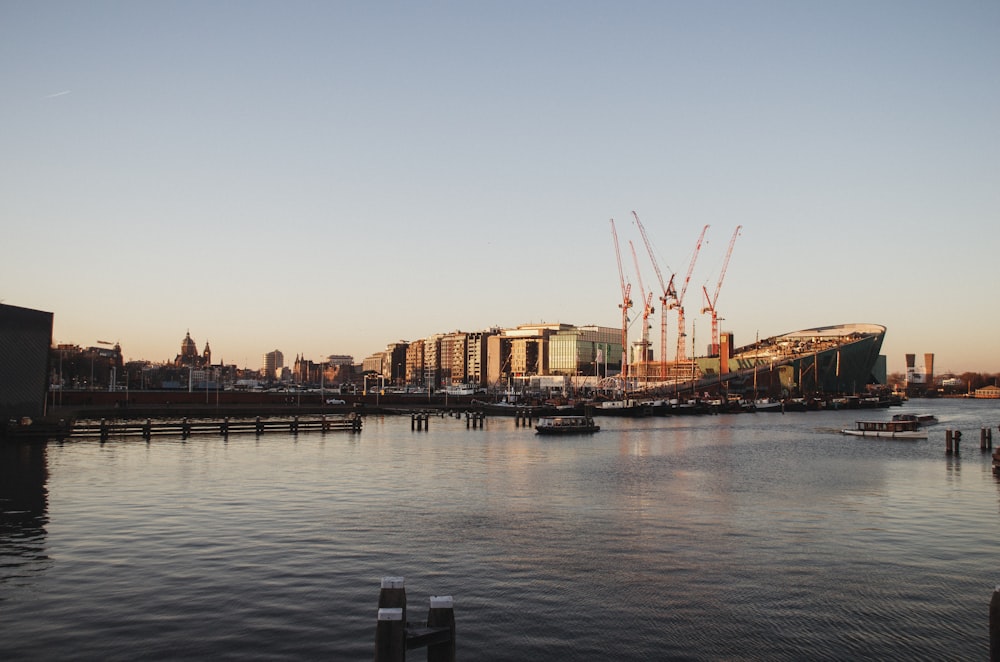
<box><xmin>610</xmin><ymin>219</ymin><xmax>633</xmax><ymax>384</ymax></box>
<box><xmin>701</xmin><ymin>225</ymin><xmax>741</xmax><ymax>356</ymax></box>
<box><xmin>632</xmin><ymin>210</ymin><xmax>673</xmax><ymax>379</ymax></box>
<box><xmin>672</xmin><ymin>225</ymin><xmax>709</xmax><ymax>363</ymax></box>
<box><xmin>630</xmin><ymin>240</ymin><xmax>654</xmax><ymax>367</ymax></box>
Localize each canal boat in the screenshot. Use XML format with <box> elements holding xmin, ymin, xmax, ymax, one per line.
<box><xmin>841</xmin><ymin>419</ymin><xmax>927</xmax><ymax>439</ymax></box>
<box><xmin>891</xmin><ymin>413</ymin><xmax>938</xmax><ymax>427</ymax></box>
<box><xmin>535</xmin><ymin>415</ymin><xmax>600</xmax><ymax>435</ymax></box>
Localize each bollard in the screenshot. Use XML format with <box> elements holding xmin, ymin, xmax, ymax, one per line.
<box><xmin>374</xmin><ymin>577</ymin><xmax>407</xmax><ymax>662</ymax></box>
<box><xmin>374</xmin><ymin>607</ymin><xmax>405</xmax><ymax>662</ymax></box>
<box><xmin>991</xmin><ymin>585</ymin><xmax>1000</xmax><ymax>662</ymax></box>
<box><xmin>426</xmin><ymin>595</ymin><xmax>456</xmax><ymax>662</ymax></box>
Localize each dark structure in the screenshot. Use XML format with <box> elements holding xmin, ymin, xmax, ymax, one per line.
<box><xmin>0</xmin><ymin>304</ymin><xmax>54</xmax><ymax>421</ymax></box>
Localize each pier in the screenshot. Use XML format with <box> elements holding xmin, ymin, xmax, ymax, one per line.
<box><xmin>73</xmin><ymin>414</ymin><xmax>362</xmax><ymax>440</ymax></box>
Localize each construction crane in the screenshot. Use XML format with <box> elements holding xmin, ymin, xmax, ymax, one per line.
<box><xmin>630</xmin><ymin>240</ymin><xmax>655</xmax><ymax>371</ymax></box>
<box><xmin>701</xmin><ymin>225</ymin><xmax>742</xmax><ymax>357</ymax></box>
<box><xmin>610</xmin><ymin>218</ymin><xmax>633</xmax><ymax>383</ymax></box>
<box><xmin>670</xmin><ymin>224</ymin><xmax>709</xmax><ymax>364</ymax></box>
<box><xmin>632</xmin><ymin>210</ymin><xmax>676</xmax><ymax>380</ymax></box>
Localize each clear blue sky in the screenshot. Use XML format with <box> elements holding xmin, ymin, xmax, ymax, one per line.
<box><xmin>2</xmin><ymin>1</ymin><xmax>998</xmax><ymax>374</ymax></box>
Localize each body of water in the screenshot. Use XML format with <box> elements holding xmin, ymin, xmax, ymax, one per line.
<box><xmin>2</xmin><ymin>399</ymin><xmax>999</xmax><ymax>660</ymax></box>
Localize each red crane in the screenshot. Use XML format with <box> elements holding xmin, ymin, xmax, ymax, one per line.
<box><xmin>670</xmin><ymin>224</ymin><xmax>709</xmax><ymax>363</ymax></box>
<box><xmin>630</xmin><ymin>240</ymin><xmax>655</xmax><ymax>369</ymax></box>
<box><xmin>632</xmin><ymin>210</ymin><xmax>675</xmax><ymax>379</ymax></box>
<box><xmin>610</xmin><ymin>219</ymin><xmax>633</xmax><ymax>383</ymax></box>
<box><xmin>702</xmin><ymin>225</ymin><xmax>742</xmax><ymax>357</ymax></box>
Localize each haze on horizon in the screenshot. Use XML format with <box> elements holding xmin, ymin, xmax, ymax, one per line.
<box><xmin>2</xmin><ymin>2</ymin><xmax>997</xmax><ymax>375</ymax></box>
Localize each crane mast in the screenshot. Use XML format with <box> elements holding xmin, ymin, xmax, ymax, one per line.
<box><xmin>630</xmin><ymin>240</ymin><xmax>654</xmax><ymax>372</ymax></box>
<box><xmin>671</xmin><ymin>224</ymin><xmax>709</xmax><ymax>363</ymax></box>
<box><xmin>701</xmin><ymin>225</ymin><xmax>742</xmax><ymax>357</ymax></box>
<box><xmin>632</xmin><ymin>210</ymin><xmax>674</xmax><ymax>380</ymax></box>
<box><xmin>610</xmin><ymin>219</ymin><xmax>632</xmax><ymax>385</ymax></box>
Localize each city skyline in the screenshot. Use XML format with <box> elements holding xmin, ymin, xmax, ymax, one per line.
<box><xmin>3</xmin><ymin>3</ymin><xmax>998</xmax><ymax>374</ymax></box>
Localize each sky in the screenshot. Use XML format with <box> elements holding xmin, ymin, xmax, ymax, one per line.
<box><xmin>2</xmin><ymin>1</ymin><xmax>998</xmax><ymax>375</ymax></box>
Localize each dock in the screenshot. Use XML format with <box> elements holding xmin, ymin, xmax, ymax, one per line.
<box><xmin>72</xmin><ymin>414</ymin><xmax>362</xmax><ymax>440</ymax></box>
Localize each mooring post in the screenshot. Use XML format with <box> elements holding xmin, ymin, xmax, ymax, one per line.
<box><xmin>946</xmin><ymin>429</ymin><xmax>953</xmax><ymax>453</ymax></box>
<box><xmin>100</xmin><ymin>418</ymin><xmax>109</xmax><ymax>441</ymax></box>
<box><xmin>143</xmin><ymin>418</ymin><xmax>152</xmax><ymax>440</ymax></box>
<box><xmin>954</xmin><ymin>430</ymin><xmax>961</xmax><ymax>454</ymax></box>
<box><xmin>426</xmin><ymin>595</ymin><xmax>456</xmax><ymax>662</ymax></box>
<box><xmin>990</xmin><ymin>585</ymin><xmax>1000</xmax><ymax>662</ymax></box>
<box><xmin>255</xmin><ymin>416</ymin><xmax>263</xmax><ymax>434</ymax></box>
<box><xmin>181</xmin><ymin>417</ymin><xmax>191</xmax><ymax>439</ymax></box>
<box><xmin>374</xmin><ymin>577</ymin><xmax>406</xmax><ymax>662</ymax></box>
<box><xmin>983</xmin><ymin>427</ymin><xmax>989</xmax><ymax>451</ymax></box>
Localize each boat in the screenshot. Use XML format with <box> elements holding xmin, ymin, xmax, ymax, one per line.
<box><xmin>535</xmin><ymin>415</ymin><xmax>600</xmax><ymax>435</ymax></box>
<box><xmin>745</xmin><ymin>398</ymin><xmax>784</xmax><ymax>413</ymax></box>
<box><xmin>841</xmin><ymin>419</ymin><xmax>927</xmax><ymax>439</ymax></box>
<box><xmin>891</xmin><ymin>413</ymin><xmax>938</xmax><ymax>427</ymax></box>
<box><xmin>591</xmin><ymin>399</ymin><xmax>653</xmax><ymax>417</ymax></box>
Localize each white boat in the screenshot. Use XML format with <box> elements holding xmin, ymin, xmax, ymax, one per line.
<box><xmin>535</xmin><ymin>415</ymin><xmax>600</xmax><ymax>435</ymax></box>
<box><xmin>841</xmin><ymin>419</ymin><xmax>927</xmax><ymax>439</ymax></box>
<box><xmin>891</xmin><ymin>413</ymin><xmax>938</xmax><ymax>427</ymax></box>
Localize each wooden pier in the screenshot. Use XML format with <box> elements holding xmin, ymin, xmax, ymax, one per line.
<box><xmin>73</xmin><ymin>414</ymin><xmax>362</xmax><ymax>440</ymax></box>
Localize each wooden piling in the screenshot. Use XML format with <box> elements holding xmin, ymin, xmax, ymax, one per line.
<box><xmin>946</xmin><ymin>429</ymin><xmax>953</xmax><ymax>454</ymax></box>
<box><xmin>990</xmin><ymin>585</ymin><xmax>999</xmax><ymax>662</ymax></box>
<box><xmin>954</xmin><ymin>430</ymin><xmax>961</xmax><ymax>454</ymax></box>
<box><xmin>426</xmin><ymin>595</ymin><xmax>456</xmax><ymax>662</ymax></box>
<box><xmin>374</xmin><ymin>577</ymin><xmax>407</xmax><ymax>662</ymax></box>
<box><xmin>983</xmin><ymin>427</ymin><xmax>989</xmax><ymax>451</ymax></box>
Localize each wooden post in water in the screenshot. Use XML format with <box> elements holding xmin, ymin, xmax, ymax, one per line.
<box><xmin>946</xmin><ymin>429</ymin><xmax>953</xmax><ymax>454</ymax></box>
<box><xmin>181</xmin><ymin>417</ymin><xmax>191</xmax><ymax>439</ymax></box>
<box><xmin>983</xmin><ymin>427</ymin><xmax>989</xmax><ymax>451</ymax></box>
<box><xmin>143</xmin><ymin>418</ymin><xmax>152</xmax><ymax>440</ymax></box>
<box><xmin>426</xmin><ymin>595</ymin><xmax>456</xmax><ymax>662</ymax></box>
<box><xmin>374</xmin><ymin>577</ymin><xmax>406</xmax><ymax>662</ymax></box>
<box><xmin>990</xmin><ymin>585</ymin><xmax>1000</xmax><ymax>662</ymax></box>
<box><xmin>954</xmin><ymin>430</ymin><xmax>961</xmax><ymax>454</ymax></box>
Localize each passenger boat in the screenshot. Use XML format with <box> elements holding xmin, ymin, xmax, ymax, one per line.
<box><xmin>535</xmin><ymin>415</ymin><xmax>600</xmax><ymax>435</ymax></box>
<box><xmin>841</xmin><ymin>419</ymin><xmax>927</xmax><ymax>439</ymax></box>
<box><xmin>891</xmin><ymin>413</ymin><xmax>938</xmax><ymax>427</ymax></box>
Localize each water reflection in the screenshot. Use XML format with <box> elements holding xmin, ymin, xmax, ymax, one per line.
<box><xmin>0</xmin><ymin>441</ymin><xmax>50</xmax><ymax>588</ymax></box>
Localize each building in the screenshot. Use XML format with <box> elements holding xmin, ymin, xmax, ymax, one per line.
<box><xmin>974</xmin><ymin>385</ymin><xmax>1000</xmax><ymax>399</ymax></box>
<box><xmin>262</xmin><ymin>350</ymin><xmax>284</xmax><ymax>380</ymax></box>
<box><xmin>0</xmin><ymin>304</ymin><xmax>53</xmax><ymax>420</ymax></box>
<box><xmin>548</xmin><ymin>325</ymin><xmax>621</xmax><ymax>377</ymax></box>
<box><xmin>174</xmin><ymin>331</ymin><xmax>210</xmax><ymax>368</ymax></box>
